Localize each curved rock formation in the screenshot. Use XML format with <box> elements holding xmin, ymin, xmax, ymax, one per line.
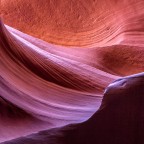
<box><xmin>0</xmin><ymin>0</ymin><xmax>144</xmax><ymax>143</ymax></box>
<box><xmin>1</xmin><ymin>0</ymin><xmax>144</xmax><ymax>47</ymax></box>
<box><xmin>0</xmin><ymin>18</ymin><xmax>116</xmax><ymax>142</ymax></box>
<box><xmin>2</xmin><ymin>73</ymin><xmax>144</xmax><ymax>144</ymax></box>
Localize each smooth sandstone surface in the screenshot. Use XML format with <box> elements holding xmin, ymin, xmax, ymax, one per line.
<box><xmin>2</xmin><ymin>73</ymin><xmax>144</xmax><ymax>144</ymax></box>
<box><xmin>0</xmin><ymin>0</ymin><xmax>144</xmax><ymax>143</ymax></box>
<box><xmin>1</xmin><ymin>0</ymin><xmax>144</xmax><ymax>47</ymax></box>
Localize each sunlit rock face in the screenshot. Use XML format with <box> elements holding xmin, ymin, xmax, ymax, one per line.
<box><xmin>1</xmin><ymin>0</ymin><xmax>144</xmax><ymax>47</ymax></box>
<box><xmin>2</xmin><ymin>73</ymin><xmax>144</xmax><ymax>144</ymax></box>
<box><xmin>0</xmin><ymin>0</ymin><xmax>144</xmax><ymax>143</ymax></box>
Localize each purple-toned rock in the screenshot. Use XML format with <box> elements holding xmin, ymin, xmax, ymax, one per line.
<box><xmin>2</xmin><ymin>73</ymin><xmax>144</xmax><ymax>144</ymax></box>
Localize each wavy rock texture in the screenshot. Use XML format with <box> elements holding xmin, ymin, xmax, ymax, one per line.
<box><xmin>2</xmin><ymin>73</ymin><xmax>144</xmax><ymax>144</ymax></box>
<box><xmin>0</xmin><ymin>0</ymin><xmax>144</xmax><ymax>143</ymax></box>
<box><xmin>1</xmin><ymin>0</ymin><xmax>144</xmax><ymax>47</ymax></box>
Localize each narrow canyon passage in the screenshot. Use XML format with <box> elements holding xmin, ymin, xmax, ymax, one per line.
<box><xmin>0</xmin><ymin>0</ymin><xmax>144</xmax><ymax>143</ymax></box>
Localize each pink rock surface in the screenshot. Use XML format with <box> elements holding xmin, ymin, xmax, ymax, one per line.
<box><xmin>2</xmin><ymin>73</ymin><xmax>144</xmax><ymax>144</ymax></box>
<box><xmin>1</xmin><ymin>0</ymin><xmax>144</xmax><ymax>47</ymax></box>
<box><xmin>0</xmin><ymin>0</ymin><xmax>144</xmax><ymax>143</ymax></box>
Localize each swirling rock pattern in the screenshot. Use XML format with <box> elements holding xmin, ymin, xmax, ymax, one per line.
<box><xmin>1</xmin><ymin>0</ymin><xmax>144</xmax><ymax>47</ymax></box>
<box><xmin>2</xmin><ymin>73</ymin><xmax>144</xmax><ymax>144</ymax></box>
<box><xmin>0</xmin><ymin>0</ymin><xmax>144</xmax><ymax>143</ymax></box>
